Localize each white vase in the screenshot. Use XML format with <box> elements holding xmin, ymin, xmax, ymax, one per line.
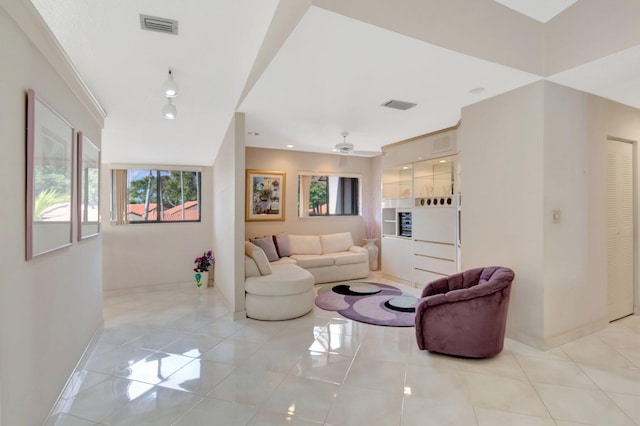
<box><xmin>363</xmin><ymin>238</ymin><xmax>379</xmax><ymax>271</ymax></box>
<box><xmin>195</xmin><ymin>270</ymin><xmax>209</xmax><ymax>289</ymax></box>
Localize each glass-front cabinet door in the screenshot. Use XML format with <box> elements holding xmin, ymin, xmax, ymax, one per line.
<box><xmin>413</xmin><ymin>156</ymin><xmax>455</xmax><ymax>199</ymax></box>
<box><xmin>382</xmin><ymin>164</ymin><xmax>413</xmax><ymax>200</ymax></box>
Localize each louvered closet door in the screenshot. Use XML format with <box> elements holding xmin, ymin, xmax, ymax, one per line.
<box><xmin>607</xmin><ymin>139</ymin><xmax>634</xmax><ymax>322</ymax></box>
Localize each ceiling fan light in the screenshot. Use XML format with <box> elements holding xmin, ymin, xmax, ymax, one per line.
<box><xmin>334</xmin><ymin>132</ymin><xmax>354</xmax><ymax>154</ymax></box>
<box><xmin>163</xmin><ymin>69</ymin><xmax>178</xmax><ymax>98</ymax></box>
<box><xmin>162</xmin><ymin>99</ymin><xmax>177</xmax><ymax>119</ymax></box>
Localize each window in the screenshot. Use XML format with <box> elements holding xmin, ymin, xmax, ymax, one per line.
<box><xmin>298</xmin><ymin>173</ymin><xmax>360</xmax><ymax>217</ymax></box>
<box><xmin>111</xmin><ymin>168</ymin><xmax>201</xmax><ymax>223</ymax></box>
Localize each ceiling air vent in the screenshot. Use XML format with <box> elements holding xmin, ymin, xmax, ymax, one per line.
<box><xmin>432</xmin><ymin>136</ymin><xmax>452</xmax><ymax>153</ymax></box>
<box><xmin>381</xmin><ymin>99</ymin><xmax>417</xmax><ymax>111</ymax></box>
<box><xmin>140</xmin><ymin>14</ymin><xmax>178</xmax><ymax>35</ymax></box>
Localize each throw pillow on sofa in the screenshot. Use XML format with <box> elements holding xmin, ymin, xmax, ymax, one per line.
<box><xmin>274</xmin><ymin>233</ymin><xmax>291</xmax><ymax>257</ymax></box>
<box><xmin>250</xmin><ymin>236</ymin><xmax>279</xmax><ymax>262</ymax></box>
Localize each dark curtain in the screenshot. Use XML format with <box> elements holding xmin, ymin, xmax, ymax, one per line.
<box><xmin>335</xmin><ymin>177</ymin><xmax>359</xmax><ymax>215</ymax></box>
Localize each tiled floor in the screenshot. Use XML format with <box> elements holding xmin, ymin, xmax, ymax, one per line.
<box><xmin>46</xmin><ymin>273</ymin><xmax>640</xmax><ymax>425</ymax></box>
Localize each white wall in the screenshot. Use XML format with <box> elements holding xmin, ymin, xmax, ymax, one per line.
<box><xmin>213</xmin><ymin>113</ymin><xmax>246</xmax><ymax>317</ymax></box>
<box><xmin>0</xmin><ymin>3</ymin><xmax>104</xmax><ymax>424</ymax></box>
<box><xmin>459</xmin><ymin>82</ymin><xmax>546</xmax><ymax>347</ymax></box>
<box><xmin>245</xmin><ymin>147</ymin><xmax>379</xmax><ymax>248</ymax></box>
<box><xmin>101</xmin><ymin>167</ymin><xmax>213</xmax><ymax>291</ymax></box>
<box><xmin>460</xmin><ymin>80</ymin><xmax>640</xmax><ymax>349</ymax></box>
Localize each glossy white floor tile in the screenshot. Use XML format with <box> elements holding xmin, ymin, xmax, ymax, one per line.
<box><xmin>45</xmin><ymin>274</ymin><xmax>640</xmax><ymax>425</ymax></box>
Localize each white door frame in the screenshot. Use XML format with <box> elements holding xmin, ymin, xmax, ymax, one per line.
<box><xmin>607</xmin><ymin>136</ymin><xmax>638</xmax><ymax>318</ymax></box>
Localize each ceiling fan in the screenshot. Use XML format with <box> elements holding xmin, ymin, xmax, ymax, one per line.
<box><xmin>332</xmin><ymin>131</ymin><xmax>380</xmax><ymax>157</ymax></box>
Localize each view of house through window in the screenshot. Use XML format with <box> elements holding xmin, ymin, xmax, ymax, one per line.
<box><xmin>298</xmin><ymin>173</ymin><xmax>360</xmax><ymax>217</ymax></box>
<box><xmin>111</xmin><ymin>169</ymin><xmax>201</xmax><ymax>223</ymax></box>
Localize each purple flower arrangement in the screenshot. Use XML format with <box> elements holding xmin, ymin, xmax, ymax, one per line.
<box><xmin>194</xmin><ymin>250</ymin><xmax>214</xmax><ymax>272</ymax></box>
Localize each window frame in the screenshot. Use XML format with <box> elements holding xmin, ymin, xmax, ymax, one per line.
<box><xmin>110</xmin><ymin>165</ymin><xmax>202</xmax><ymax>224</ymax></box>
<box><xmin>297</xmin><ymin>171</ymin><xmax>362</xmax><ymax>218</ymax></box>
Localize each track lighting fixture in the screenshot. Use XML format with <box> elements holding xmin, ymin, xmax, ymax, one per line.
<box><xmin>162</xmin><ymin>98</ymin><xmax>177</xmax><ymax>120</ymax></box>
<box><xmin>163</xmin><ymin>68</ymin><xmax>178</xmax><ymax>98</ymax></box>
<box><xmin>162</xmin><ymin>68</ymin><xmax>178</xmax><ymax>119</ymax></box>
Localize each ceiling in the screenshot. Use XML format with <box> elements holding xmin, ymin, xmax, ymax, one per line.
<box><xmin>27</xmin><ymin>0</ymin><xmax>640</xmax><ymax>165</ymax></box>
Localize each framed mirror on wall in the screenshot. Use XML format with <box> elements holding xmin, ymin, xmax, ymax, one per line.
<box><xmin>77</xmin><ymin>132</ymin><xmax>100</xmax><ymax>239</ymax></box>
<box><xmin>26</xmin><ymin>89</ymin><xmax>74</xmax><ymax>260</ymax></box>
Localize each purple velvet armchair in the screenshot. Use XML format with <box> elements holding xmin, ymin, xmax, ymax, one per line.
<box><xmin>415</xmin><ymin>266</ymin><xmax>515</xmax><ymax>358</ymax></box>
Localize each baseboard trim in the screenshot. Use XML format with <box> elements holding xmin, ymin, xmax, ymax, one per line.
<box><xmin>44</xmin><ymin>321</ymin><xmax>104</xmax><ymax>423</ymax></box>
<box><xmin>507</xmin><ymin>317</ymin><xmax>609</xmax><ymax>351</ymax></box>
<box><xmin>103</xmin><ymin>280</ymin><xmax>195</xmax><ymax>296</ymax></box>
<box><xmin>543</xmin><ymin>318</ymin><xmax>609</xmax><ymax>349</ymax></box>
<box><xmin>381</xmin><ymin>273</ymin><xmax>412</xmax><ymax>286</ymax></box>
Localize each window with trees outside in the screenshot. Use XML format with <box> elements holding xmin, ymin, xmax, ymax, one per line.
<box><xmin>111</xmin><ymin>168</ymin><xmax>201</xmax><ymax>223</ymax></box>
<box><xmin>298</xmin><ymin>173</ymin><xmax>360</xmax><ymax>217</ymax></box>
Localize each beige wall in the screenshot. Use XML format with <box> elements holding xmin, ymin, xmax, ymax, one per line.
<box><xmin>315</xmin><ymin>0</ymin><xmax>640</xmax><ymax>77</ymax></box>
<box><xmin>314</xmin><ymin>0</ymin><xmax>544</xmax><ymax>75</ymax></box>
<box><xmin>101</xmin><ymin>167</ymin><xmax>214</xmax><ymax>291</ymax></box>
<box><xmin>460</xmin><ymin>80</ymin><xmax>640</xmax><ymax>349</ymax></box>
<box><xmin>245</xmin><ymin>147</ymin><xmax>379</xmax><ymax>248</ymax></box>
<box><xmin>542</xmin><ymin>82</ymin><xmax>600</xmax><ymax>345</ymax></box>
<box><xmin>459</xmin><ymin>82</ymin><xmax>546</xmax><ymax>348</ymax></box>
<box><xmin>213</xmin><ymin>113</ymin><xmax>247</xmax><ymax>317</ymax></box>
<box><xmin>545</xmin><ymin>0</ymin><xmax>640</xmax><ymax>74</ymax></box>
<box><xmin>0</xmin><ymin>4</ymin><xmax>104</xmax><ymax>424</ymax></box>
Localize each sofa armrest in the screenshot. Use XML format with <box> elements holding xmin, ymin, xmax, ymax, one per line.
<box><xmin>244</xmin><ymin>255</ymin><xmax>260</xmax><ymax>278</ymax></box>
<box><xmin>349</xmin><ymin>246</ymin><xmax>368</xmax><ymax>254</ymax></box>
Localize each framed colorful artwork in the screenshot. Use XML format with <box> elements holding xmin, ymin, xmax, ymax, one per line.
<box><xmin>246</xmin><ymin>169</ymin><xmax>286</xmax><ymax>221</ymax></box>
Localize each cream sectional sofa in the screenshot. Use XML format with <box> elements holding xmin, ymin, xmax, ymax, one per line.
<box><xmin>285</xmin><ymin>233</ymin><xmax>369</xmax><ymax>284</ymax></box>
<box><xmin>244</xmin><ymin>232</ymin><xmax>369</xmax><ymax>320</ymax></box>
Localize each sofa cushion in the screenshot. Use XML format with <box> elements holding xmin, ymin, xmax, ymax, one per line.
<box><xmin>332</xmin><ymin>251</ymin><xmax>368</xmax><ymax>266</ymax></box>
<box><xmin>250</xmin><ymin>236</ymin><xmax>279</xmax><ymax>262</ymax></box>
<box><xmin>271</xmin><ymin>257</ymin><xmax>296</xmax><ymax>265</ymax></box>
<box><xmin>245</xmin><ymin>264</ymin><xmax>314</xmax><ymax>296</ymax></box>
<box><xmin>288</xmin><ymin>234</ymin><xmax>322</xmax><ymax>255</ymax></box>
<box><xmin>320</xmin><ymin>232</ymin><xmax>354</xmax><ymax>254</ymax></box>
<box><xmin>290</xmin><ymin>254</ymin><xmax>334</xmax><ymax>268</ymax></box>
<box><xmin>245</xmin><ymin>242</ymin><xmax>272</xmax><ymax>276</ymax></box>
<box><xmin>274</xmin><ymin>233</ymin><xmax>291</xmax><ymax>257</ymax></box>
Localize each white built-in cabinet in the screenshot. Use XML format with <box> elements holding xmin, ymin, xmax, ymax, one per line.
<box><xmin>381</xmin><ymin>128</ymin><xmax>460</xmax><ymax>288</ymax></box>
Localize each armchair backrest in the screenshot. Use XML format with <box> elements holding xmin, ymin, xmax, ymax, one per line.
<box><xmin>421</xmin><ymin>266</ymin><xmax>514</xmax><ymax>299</ymax></box>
